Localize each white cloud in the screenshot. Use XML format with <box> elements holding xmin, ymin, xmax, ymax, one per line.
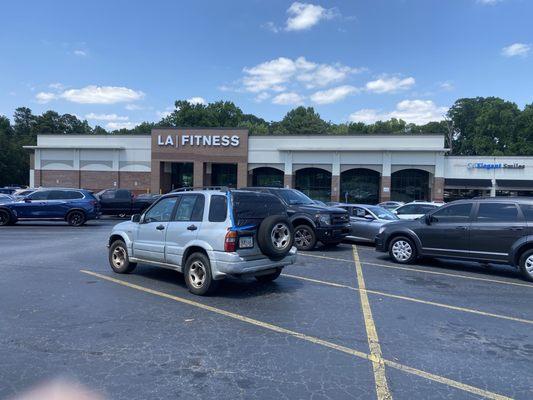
<box><xmin>272</xmin><ymin>92</ymin><xmax>305</xmax><ymax>105</ymax></box>
<box><xmin>477</xmin><ymin>0</ymin><xmax>503</xmax><ymax>4</ymax></box>
<box><xmin>35</xmin><ymin>92</ymin><xmax>57</xmax><ymax>103</ymax></box>
<box><xmin>85</xmin><ymin>113</ymin><xmax>129</xmax><ymax>121</ymax></box>
<box><xmin>242</xmin><ymin>56</ymin><xmax>363</xmax><ymax>93</ymax></box>
<box><xmin>310</xmin><ymin>85</ymin><xmax>359</xmax><ymax>104</ymax></box>
<box><xmin>187</xmin><ymin>96</ymin><xmax>207</xmax><ymax>105</ymax></box>
<box><xmin>501</xmin><ymin>43</ymin><xmax>530</xmax><ymax>57</ymax></box>
<box><xmin>439</xmin><ymin>81</ymin><xmax>454</xmax><ymax>91</ymax></box>
<box><xmin>349</xmin><ymin>99</ymin><xmax>447</xmax><ymax>125</ymax></box>
<box><xmin>36</xmin><ymin>85</ymin><xmax>144</xmax><ymax>104</ymax></box>
<box><xmin>106</xmin><ymin>121</ymin><xmax>138</xmax><ymax>130</ymax></box>
<box><xmin>156</xmin><ymin>108</ymin><xmax>173</xmax><ymax>118</ymax></box>
<box><xmin>263</xmin><ymin>21</ymin><xmax>280</xmax><ymax>33</ymax></box>
<box><xmin>125</xmin><ymin>103</ymin><xmax>143</xmax><ymax>110</ymax></box>
<box><xmin>285</xmin><ymin>2</ymin><xmax>337</xmax><ymax>31</ymax></box>
<box><xmin>365</xmin><ymin>76</ymin><xmax>415</xmax><ymax>94</ymax></box>
<box><xmin>74</xmin><ymin>49</ymin><xmax>87</xmax><ymax>57</ymax></box>
<box><xmin>254</xmin><ymin>92</ymin><xmax>271</xmax><ymax>102</ymax></box>
<box><xmin>48</xmin><ymin>82</ymin><xmax>64</xmax><ymax>90</ymax></box>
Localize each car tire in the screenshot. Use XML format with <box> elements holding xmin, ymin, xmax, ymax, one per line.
<box><xmin>388</xmin><ymin>236</ymin><xmax>417</xmax><ymax>264</ymax></box>
<box><xmin>0</xmin><ymin>209</ymin><xmax>14</xmax><ymax>226</ymax></box>
<box><xmin>518</xmin><ymin>249</ymin><xmax>533</xmax><ymax>282</ymax></box>
<box><xmin>67</xmin><ymin>210</ymin><xmax>86</xmax><ymax>226</ymax></box>
<box><xmin>257</xmin><ymin>215</ymin><xmax>294</xmax><ymax>260</ymax></box>
<box><xmin>255</xmin><ymin>268</ymin><xmax>282</xmax><ymax>283</ymax></box>
<box><xmin>184</xmin><ymin>252</ymin><xmax>218</xmax><ymax>296</ymax></box>
<box><xmin>109</xmin><ymin>240</ymin><xmax>137</xmax><ymax>274</ymax></box>
<box><xmin>294</xmin><ymin>224</ymin><xmax>317</xmax><ymax>251</ymax></box>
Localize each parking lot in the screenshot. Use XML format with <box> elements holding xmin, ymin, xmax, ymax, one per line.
<box><xmin>1</xmin><ymin>219</ymin><xmax>532</xmax><ymax>400</ymax></box>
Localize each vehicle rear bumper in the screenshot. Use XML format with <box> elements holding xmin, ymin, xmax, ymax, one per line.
<box><xmin>316</xmin><ymin>224</ymin><xmax>351</xmax><ymax>243</ymax></box>
<box><xmin>210</xmin><ymin>247</ymin><xmax>298</xmax><ymax>279</ymax></box>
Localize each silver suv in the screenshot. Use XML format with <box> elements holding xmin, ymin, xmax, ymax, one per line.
<box><xmin>107</xmin><ymin>188</ymin><xmax>297</xmax><ymax>295</ymax></box>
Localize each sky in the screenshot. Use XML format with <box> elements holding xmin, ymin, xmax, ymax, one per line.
<box><xmin>0</xmin><ymin>0</ymin><xmax>532</xmax><ymax>130</ymax></box>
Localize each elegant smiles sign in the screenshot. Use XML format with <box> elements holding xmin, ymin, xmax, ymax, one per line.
<box><xmin>157</xmin><ymin>134</ymin><xmax>240</xmax><ymax>147</ymax></box>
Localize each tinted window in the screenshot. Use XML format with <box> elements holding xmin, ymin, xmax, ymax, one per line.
<box><xmin>396</xmin><ymin>204</ymin><xmax>416</xmax><ymax>214</ymax></box>
<box><xmin>276</xmin><ymin>189</ymin><xmax>315</xmax><ymax>205</ymax></box>
<box><xmin>174</xmin><ymin>195</ymin><xmax>199</xmax><ymax>221</ymax></box>
<box><xmin>144</xmin><ymin>197</ymin><xmax>178</xmax><ymax>223</ymax></box>
<box><xmin>48</xmin><ymin>190</ymin><xmax>70</xmax><ymax>200</ymax></box>
<box><xmin>116</xmin><ymin>189</ymin><xmax>131</xmax><ymax>200</ymax></box>
<box><xmin>520</xmin><ymin>204</ymin><xmax>533</xmax><ymax>221</ymax></box>
<box><xmin>209</xmin><ymin>195</ymin><xmax>227</xmax><ymax>222</ymax></box>
<box><xmin>477</xmin><ymin>203</ymin><xmax>519</xmax><ymax>222</ymax></box>
<box><xmin>191</xmin><ymin>195</ymin><xmax>205</xmax><ymax>221</ymax></box>
<box><xmin>28</xmin><ymin>191</ymin><xmax>49</xmax><ymax>200</ymax></box>
<box><xmin>367</xmin><ymin>206</ymin><xmax>398</xmax><ymax>221</ymax></box>
<box><xmin>100</xmin><ymin>190</ymin><xmax>116</xmax><ymax>200</ymax></box>
<box><xmin>431</xmin><ymin>203</ymin><xmax>472</xmax><ymax>222</ymax></box>
<box><xmin>64</xmin><ymin>191</ymin><xmax>84</xmax><ymax>199</ymax></box>
<box><xmin>415</xmin><ymin>205</ymin><xmax>439</xmax><ymax>214</ymax></box>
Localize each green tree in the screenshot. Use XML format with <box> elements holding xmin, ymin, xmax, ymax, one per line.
<box><xmin>276</xmin><ymin>106</ymin><xmax>329</xmax><ymax>135</ymax></box>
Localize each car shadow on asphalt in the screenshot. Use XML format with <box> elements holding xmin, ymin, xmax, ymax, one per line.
<box><xmin>370</xmin><ymin>252</ymin><xmax>524</xmax><ymax>282</ymax></box>
<box><xmin>133</xmin><ymin>265</ymin><xmax>305</xmax><ymax>299</ymax></box>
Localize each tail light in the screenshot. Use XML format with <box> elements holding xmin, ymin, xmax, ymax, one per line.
<box><xmin>224</xmin><ymin>230</ymin><xmax>238</xmax><ymax>252</ymax></box>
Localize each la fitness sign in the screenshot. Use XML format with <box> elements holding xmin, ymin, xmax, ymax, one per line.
<box><xmin>157</xmin><ymin>133</ymin><xmax>240</xmax><ymax>147</ymax></box>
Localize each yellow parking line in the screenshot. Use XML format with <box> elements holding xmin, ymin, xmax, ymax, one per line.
<box><xmin>299</xmin><ymin>253</ymin><xmax>533</xmax><ymax>289</ymax></box>
<box><xmin>282</xmin><ymin>273</ymin><xmax>533</xmax><ymax>325</ymax></box>
<box><xmin>80</xmin><ymin>269</ymin><xmax>511</xmax><ymax>400</ymax></box>
<box><xmin>352</xmin><ymin>246</ymin><xmax>392</xmax><ymax>400</ymax></box>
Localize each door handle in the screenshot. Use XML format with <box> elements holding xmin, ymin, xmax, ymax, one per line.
<box><xmin>455</xmin><ymin>226</ymin><xmax>467</xmax><ymax>230</ymax></box>
<box><xmin>506</xmin><ymin>227</ymin><xmax>524</xmax><ymax>231</ymax></box>
<box><xmin>156</xmin><ymin>225</ymin><xmax>165</xmax><ymax>230</ymax></box>
<box><xmin>187</xmin><ymin>224</ymin><xmax>197</xmax><ymax>231</ymax></box>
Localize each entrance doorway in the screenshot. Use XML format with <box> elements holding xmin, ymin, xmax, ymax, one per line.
<box><xmin>211</xmin><ymin>163</ymin><xmax>237</xmax><ymax>187</ymax></box>
<box><xmin>171</xmin><ymin>162</ymin><xmax>193</xmax><ymax>190</ymax></box>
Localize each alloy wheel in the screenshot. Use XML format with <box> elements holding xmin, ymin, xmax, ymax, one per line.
<box><xmin>189</xmin><ymin>261</ymin><xmax>206</xmax><ymax>288</ymax></box>
<box><xmin>271</xmin><ymin>223</ymin><xmax>290</xmax><ymax>250</ymax></box>
<box><xmin>112</xmin><ymin>246</ymin><xmax>126</xmax><ymax>269</ymax></box>
<box><xmin>295</xmin><ymin>228</ymin><xmax>312</xmax><ymax>248</ymax></box>
<box><xmin>525</xmin><ymin>255</ymin><xmax>533</xmax><ymax>275</ymax></box>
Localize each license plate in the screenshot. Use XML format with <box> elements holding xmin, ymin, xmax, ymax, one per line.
<box><xmin>239</xmin><ymin>236</ymin><xmax>254</xmax><ymax>248</ymax></box>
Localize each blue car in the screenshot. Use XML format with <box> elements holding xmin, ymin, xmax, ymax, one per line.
<box><xmin>0</xmin><ymin>188</ymin><xmax>100</xmax><ymax>226</ymax></box>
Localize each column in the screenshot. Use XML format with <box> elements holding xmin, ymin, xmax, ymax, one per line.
<box><xmin>193</xmin><ymin>161</ymin><xmax>204</xmax><ymax>187</ymax></box>
<box><xmin>150</xmin><ymin>160</ymin><xmax>160</xmax><ymax>194</ymax></box>
<box><xmin>284</xmin><ymin>152</ymin><xmax>293</xmax><ymax>188</ymax></box>
<box><xmin>433</xmin><ymin>152</ymin><xmax>445</xmax><ymax>201</ymax></box>
<box><xmin>331</xmin><ymin>152</ymin><xmax>340</xmax><ymax>202</ymax></box>
<box><xmin>490</xmin><ymin>178</ymin><xmax>497</xmax><ymax>197</ymax></box>
<box><xmin>237</xmin><ymin>162</ymin><xmax>248</xmax><ymax>188</ymax></box>
<box><xmin>73</xmin><ymin>149</ymin><xmax>81</xmax><ymax>188</ymax></box>
<box><xmin>380</xmin><ymin>152</ymin><xmax>392</xmax><ymax>202</ymax></box>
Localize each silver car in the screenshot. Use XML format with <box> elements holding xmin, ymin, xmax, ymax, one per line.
<box><xmin>107</xmin><ymin>188</ymin><xmax>297</xmax><ymax>295</ymax></box>
<box><xmin>337</xmin><ymin>204</ymin><xmax>399</xmax><ymax>243</ymax></box>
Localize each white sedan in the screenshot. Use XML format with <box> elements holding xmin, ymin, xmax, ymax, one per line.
<box><xmin>393</xmin><ymin>201</ymin><xmax>443</xmax><ymax>220</ymax></box>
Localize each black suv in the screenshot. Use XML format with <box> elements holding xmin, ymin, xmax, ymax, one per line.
<box><xmin>375</xmin><ymin>197</ymin><xmax>533</xmax><ymax>281</ymax></box>
<box><xmin>243</xmin><ymin>187</ymin><xmax>350</xmax><ymax>250</ymax></box>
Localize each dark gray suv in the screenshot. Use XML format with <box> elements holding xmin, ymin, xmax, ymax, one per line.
<box><xmin>375</xmin><ymin>197</ymin><xmax>533</xmax><ymax>282</ymax></box>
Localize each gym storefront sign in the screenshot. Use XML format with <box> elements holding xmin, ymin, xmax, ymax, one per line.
<box><xmin>157</xmin><ymin>133</ymin><xmax>240</xmax><ymax>147</ymax></box>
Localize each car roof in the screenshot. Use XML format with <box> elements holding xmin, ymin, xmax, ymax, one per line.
<box><xmin>451</xmin><ymin>197</ymin><xmax>533</xmax><ymax>204</ymax></box>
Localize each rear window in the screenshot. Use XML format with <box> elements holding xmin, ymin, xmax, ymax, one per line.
<box><xmin>232</xmin><ymin>191</ymin><xmax>286</xmax><ymax>227</ymax></box>
<box><xmin>520</xmin><ymin>204</ymin><xmax>533</xmax><ymax>221</ymax></box>
<box><xmin>477</xmin><ymin>203</ymin><xmax>519</xmax><ymax>222</ymax></box>
<box><xmin>209</xmin><ymin>195</ymin><xmax>227</xmax><ymax>222</ymax></box>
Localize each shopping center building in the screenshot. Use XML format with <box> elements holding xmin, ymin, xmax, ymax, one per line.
<box><xmin>24</xmin><ymin>128</ymin><xmax>533</xmax><ymax>203</ymax></box>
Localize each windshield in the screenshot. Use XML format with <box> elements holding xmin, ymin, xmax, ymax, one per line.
<box><xmin>367</xmin><ymin>206</ymin><xmax>398</xmax><ymax>220</ymax></box>
<box><xmin>277</xmin><ymin>189</ymin><xmax>315</xmax><ymax>205</ymax></box>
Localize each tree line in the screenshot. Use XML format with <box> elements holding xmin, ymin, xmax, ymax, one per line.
<box><xmin>1</xmin><ymin>97</ymin><xmax>532</xmax><ymax>186</ymax></box>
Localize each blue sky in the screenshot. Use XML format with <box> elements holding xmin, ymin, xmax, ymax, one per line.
<box><xmin>0</xmin><ymin>0</ymin><xmax>532</xmax><ymax>129</ymax></box>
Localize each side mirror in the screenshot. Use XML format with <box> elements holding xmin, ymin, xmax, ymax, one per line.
<box><xmin>131</xmin><ymin>214</ymin><xmax>141</xmax><ymax>223</ymax></box>
<box><xmin>24</xmin><ymin>198</ymin><xmax>31</xmax><ymax>203</ymax></box>
<box><xmin>392</xmin><ymin>210</ymin><xmax>398</xmax><ymax>215</ymax></box>
<box><xmin>424</xmin><ymin>214</ymin><xmax>432</xmax><ymax>225</ymax></box>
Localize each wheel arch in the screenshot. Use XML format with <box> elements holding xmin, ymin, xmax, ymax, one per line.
<box><xmin>290</xmin><ymin>215</ymin><xmax>316</xmax><ymax>229</ymax></box>
<box><xmin>510</xmin><ymin>240</ymin><xmax>533</xmax><ymax>266</ymax></box>
<box><xmin>385</xmin><ymin>230</ymin><xmax>422</xmax><ymax>253</ymax></box>
<box><xmin>65</xmin><ymin>207</ymin><xmax>87</xmax><ymax>219</ymax></box>
<box><xmin>182</xmin><ymin>245</ymin><xmax>209</xmax><ymax>267</ymax></box>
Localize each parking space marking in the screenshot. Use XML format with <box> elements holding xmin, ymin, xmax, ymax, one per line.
<box><xmin>80</xmin><ymin>269</ymin><xmax>511</xmax><ymax>400</ymax></box>
<box><xmin>282</xmin><ymin>274</ymin><xmax>533</xmax><ymax>325</ymax></box>
<box><xmin>299</xmin><ymin>253</ymin><xmax>533</xmax><ymax>289</ymax></box>
<box><xmin>352</xmin><ymin>246</ymin><xmax>392</xmax><ymax>400</ymax></box>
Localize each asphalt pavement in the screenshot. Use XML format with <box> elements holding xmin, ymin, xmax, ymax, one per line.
<box><xmin>1</xmin><ymin>219</ymin><xmax>532</xmax><ymax>399</ymax></box>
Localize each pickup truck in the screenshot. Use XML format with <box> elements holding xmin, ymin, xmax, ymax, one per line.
<box><xmin>96</xmin><ymin>189</ymin><xmax>159</xmax><ymax>217</ymax></box>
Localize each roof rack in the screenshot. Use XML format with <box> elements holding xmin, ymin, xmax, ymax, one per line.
<box><xmin>170</xmin><ymin>186</ymin><xmax>230</xmax><ymax>193</ymax></box>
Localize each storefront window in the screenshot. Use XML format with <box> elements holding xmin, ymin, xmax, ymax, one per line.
<box><xmin>212</xmin><ymin>163</ymin><xmax>237</xmax><ymax>187</ymax></box>
<box><xmin>391</xmin><ymin>169</ymin><xmax>429</xmax><ymax>202</ymax></box>
<box><xmin>252</xmin><ymin>167</ymin><xmax>284</xmax><ymax>187</ymax></box>
<box><xmin>340</xmin><ymin>168</ymin><xmax>380</xmax><ymax>204</ymax></box>
<box><xmin>295</xmin><ymin>168</ymin><xmax>331</xmax><ymax>202</ymax></box>
<box><xmin>496</xmin><ymin>190</ymin><xmax>533</xmax><ymax>197</ymax></box>
<box><xmin>171</xmin><ymin>162</ymin><xmax>193</xmax><ymax>190</ymax></box>
<box><xmin>444</xmin><ymin>188</ymin><xmax>490</xmax><ymax>202</ymax></box>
